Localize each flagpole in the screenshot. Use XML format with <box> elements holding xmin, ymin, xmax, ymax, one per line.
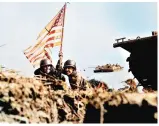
<box><xmin>58</xmin><ymin>2</ymin><xmax>69</xmax><ymax>69</ymax></box>
<box><xmin>60</xmin><ymin>2</ymin><xmax>68</xmax><ymax>53</ymax></box>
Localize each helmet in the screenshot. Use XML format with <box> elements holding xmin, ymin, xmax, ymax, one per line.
<box><xmin>64</xmin><ymin>60</ymin><xmax>76</xmax><ymax>70</ymax></box>
<box><xmin>40</xmin><ymin>59</ymin><xmax>52</xmax><ymax>67</ymax></box>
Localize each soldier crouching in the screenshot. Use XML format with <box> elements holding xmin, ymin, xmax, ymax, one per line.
<box><xmin>34</xmin><ymin>59</ymin><xmax>65</xmax><ymax>82</ymax></box>
<box><xmin>63</xmin><ymin>59</ymin><xmax>90</xmax><ymax>91</ymax></box>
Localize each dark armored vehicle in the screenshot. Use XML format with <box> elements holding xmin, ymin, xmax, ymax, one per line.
<box><xmin>113</xmin><ymin>31</ymin><xmax>157</xmax><ymax>90</ymax></box>
<box><xmin>93</xmin><ymin>64</ymin><xmax>123</xmax><ymax>73</ymax></box>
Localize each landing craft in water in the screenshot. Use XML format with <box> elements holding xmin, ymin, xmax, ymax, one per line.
<box><xmin>93</xmin><ymin>64</ymin><xmax>123</xmax><ymax>73</ymax></box>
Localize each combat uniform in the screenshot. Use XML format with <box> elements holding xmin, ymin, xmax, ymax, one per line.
<box><xmin>63</xmin><ymin>60</ymin><xmax>90</xmax><ymax>91</ymax></box>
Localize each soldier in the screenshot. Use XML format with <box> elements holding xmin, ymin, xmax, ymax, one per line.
<box><xmin>63</xmin><ymin>59</ymin><xmax>90</xmax><ymax>90</ymax></box>
<box><xmin>34</xmin><ymin>52</ymin><xmax>65</xmax><ymax>82</ymax></box>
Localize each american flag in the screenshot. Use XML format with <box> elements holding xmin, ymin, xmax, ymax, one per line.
<box><xmin>24</xmin><ymin>3</ymin><xmax>66</xmax><ymax>68</ymax></box>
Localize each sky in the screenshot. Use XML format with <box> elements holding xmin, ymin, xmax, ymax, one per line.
<box><xmin>0</xmin><ymin>2</ymin><xmax>157</xmax><ymax>89</ymax></box>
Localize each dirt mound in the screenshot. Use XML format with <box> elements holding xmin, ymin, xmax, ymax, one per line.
<box><xmin>0</xmin><ymin>71</ymin><xmax>157</xmax><ymax>123</ymax></box>
<box><xmin>84</xmin><ymin>91</ymin><xmax>157</xmax><ymax>123</ymax></box>
<box><xmin>0</xmin><ymin>71</ymin><xmax>86</xmax><ymax>123</ymax></box>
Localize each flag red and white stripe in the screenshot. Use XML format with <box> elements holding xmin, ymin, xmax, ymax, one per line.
<box><xmin>23</xmin><ymin>3</ymin><xmax>66</xmax><ymax>68</ymax></box>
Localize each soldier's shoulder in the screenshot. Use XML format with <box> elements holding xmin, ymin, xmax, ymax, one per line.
<box><xmin>75</xmin><ymin>72</ymin><xmax>81</xmax><ymax>77</ymax></box>
<box><xmin>76</xmin><ymin>72</ymin><xmax>86</xmax><ymax>79</ymax></box>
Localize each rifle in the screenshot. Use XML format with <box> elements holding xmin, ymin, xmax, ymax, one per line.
<box><xmin>34</xmin><ymin>71</ymin><xmax>67</xmax><ymax>91</ymax></box>
<box><xmin>34</xmin><ymin>72</ymin><xmax>57</xmax><ymax>85</ymax></box>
